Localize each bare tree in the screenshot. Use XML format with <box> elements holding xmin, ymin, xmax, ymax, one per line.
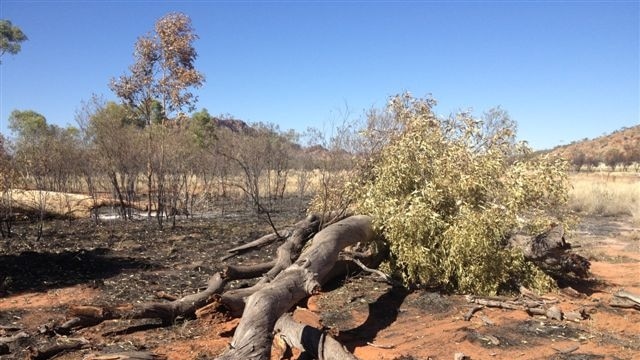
<box><xmin>0</xmin><ymin>134</ymin><xmax>16</xmax><ymax>238</ymax></box>
<box><xmin>78</xmin><ymin>98</ymin><xmax>145</xmax><ymax>220</ymax></box>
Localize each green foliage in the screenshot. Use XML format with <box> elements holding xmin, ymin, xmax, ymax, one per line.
<box><xmin>0</xmin><ymin>19</ymin><xmax>27</xmax><ymax>62</ymax></box>
<box><xmin>189</xmin><ymin>108</ymin><xmax>216</xmax><ymax>147</ymax></box>
<box><xmin>350</xmin><ymin>94</ymin><xmax>569</xmax><ymax>294</ymax></box>
<box><xmin>110</xmin><ymin>12</ymin><xmax>204</xmax><ymax>124</ymax></box>
<box><xmin>8</xmin><ymin>110</ymin><xmax>47</xmax><ymax>138</ymax></box>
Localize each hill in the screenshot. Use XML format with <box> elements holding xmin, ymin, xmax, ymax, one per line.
<box><xmin>548</xmin><ymin>124</ymin><xmax>640</xmax><ymax>170</ymax></box>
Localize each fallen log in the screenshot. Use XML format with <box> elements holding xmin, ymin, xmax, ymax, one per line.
<box><xmin>56</xmin><ymin>215</ymin><xmax>323</xmax><ymax>333</ymax></box>
<box><xmin>57</xmin><ymin>273</ymin><xmax>226</xmax><ymax>333</ymax></box>
<box><xmin>216</xmin><ymin>215</ymin><xmax>375</xmax><ymax>360</ymax></box>
<box><xmin>218</xmin><ymin>215</ymin><xmax>322</xmax><ymax>316</ymax></box>
<box><xmin>0</xmin><ymin>331</ymin><xmax>29</xmax><ymax>345</ymax></box>
<box><xmin>83</xmin><ymin>352</ymin><xmax>166</xmax><ymax>360</ymax></box>
<box><xmin>463</xmin><ymin>305</ymin><xmax>484</xmax><ymax>321</ymax></box>
<box><xmin>29</xmin><ymin>337</ymin><xmax>89</xmax><ymax>360</ymax></box>
<box><xmin>509</xmin><ymin>224</ymin><xmax>590</xmax><ymax>277</ymax></box>
<box><xmin>222</xmin><ymin>261</ymin><xmax>275</xmax><ymax>280</ymax></box>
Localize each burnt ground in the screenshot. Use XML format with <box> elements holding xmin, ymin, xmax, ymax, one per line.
<box><xmin>0</xmin><ymin>210</ymin><xmax>639</xmax><ymax>360</ymax></box>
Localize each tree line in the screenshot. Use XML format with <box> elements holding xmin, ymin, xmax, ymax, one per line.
<box><xmin>567</xmin><ymin>145</ymin><xmax>640</xmax><ymax>172</ymax></box>
<box><xmin>0</xmin><ymin>12</ymin><xmax>356</xmax><ymax>236</ymax></box>
<box><xmin>0</xmin><ymin>101</ymin><xmax>354</xmax><ymax>233</ymax></box>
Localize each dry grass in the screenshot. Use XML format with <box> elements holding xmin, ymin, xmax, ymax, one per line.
<box><xmin>569</xmin><ymin>172</ymin><xmax>640</xmax><ymax>222</ymax></box>
<box><xmin>6</xmin><ymin>189</ymin><xmax>120</xmax><ymax>218</ymax></box>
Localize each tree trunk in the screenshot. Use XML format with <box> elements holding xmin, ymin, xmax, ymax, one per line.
<box><xmin>215</xmin><ymin>215</ymin><xmax>374</xmax><ymax>360</ymax></box>
<box><xmin>274</xmin><ymin>313</ymin><xmax>359</xmax><ymax>360</ymax></box>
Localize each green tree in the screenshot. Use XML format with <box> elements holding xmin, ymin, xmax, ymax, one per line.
<box><xmin>8</xmin><ymin>109</ymin><xmax>47</xmax><ymax>138</ymax></box>
<box><xmin>0</xmin><ymin>20</ymin><xmax>27</xmax><ymax>62</ymax></box>
<box><xmin>110</xmin><ymin>12</ymin><xmax>205</xmax><ymax>226</ymax></box>
<box><xmin>189</xmin><ymin>108</ymin><xmax>216</xmax><ymax>146</ymax></box>
<box><xmin>604</xmin><ymin>148</ymin><xmax>622</xmax><ymax>172</ymax></box>
<box><xmin>315</xmin><ymin>93</ymin><xmax>571</xmax><ymax>295</ymax></box>
<box><xmin>110</xmin><ymin>12</ymin><xmax>204</xmax><ymax>125</ymax></box>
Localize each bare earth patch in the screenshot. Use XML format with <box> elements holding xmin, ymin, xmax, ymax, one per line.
<box><xmin>1</xmin><ymin>213</ymin><xmax>638</xmax><ymax>359</ymax></box>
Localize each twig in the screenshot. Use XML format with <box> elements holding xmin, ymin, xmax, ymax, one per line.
<box><xmin>551</xmin><ymin>344</ymin><xmax>579</xmax><ymax>354</ymax></box>
<box><xmin>366</xmin><ymin>341</ymin><xmax>395</xmax><ymax>349</ymax></box>
<box><xmin>349</xmin><ymin>257</ymin><xmax>403</xmax><ymax>287</ymax></box>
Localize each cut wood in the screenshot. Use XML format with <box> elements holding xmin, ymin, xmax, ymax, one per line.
<box><xmin>611</xmin><ymin>290</ymin><xmax>640</xmax><ymax>310</ymax></box>
<box><xmin>215</xmin><ymin>215</ymin><xmax>374</xmax><ymax>360</ymax></box>
<box><xmin>610</xmin><ymin>298</ymin><xmax>640</xmax><ymax>311</ymax></box>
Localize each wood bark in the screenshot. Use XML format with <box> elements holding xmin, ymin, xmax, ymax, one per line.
<box><xmin>29</xmin><ymin>338</ymin><xmax>89</xmax><ymax>360</ymax></box>
<box><xmin>508</xmin><ymin>224</ymin><xmax>590</xmax><ymax>277</ymax></box>
<box><xmin>274</xmin><ymin>313</ymin><xmax>359</xmax><ymax>360</ymax></box>
<box><xmin>215</xmin><ymin>215</ymin><xmax>374</xmax><ymax>360</ymax></box>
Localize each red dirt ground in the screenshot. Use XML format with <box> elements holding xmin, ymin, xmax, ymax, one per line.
<box><xmin>1</xmin><ymin>214</ymin><xmax>638</xmax><ymax>360</ymax></box>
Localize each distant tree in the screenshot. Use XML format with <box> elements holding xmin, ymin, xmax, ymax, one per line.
<box><xmin>8</xmin><ymin>109</ymin><xmax>47</xmax><ymax>138</ymax></box>
<box><xmin>0</xmin><ymin>134</ymin><xmax>16</xmax><ymax>237</ymax></box>
<box><xmin>621</xmin><ymin>143</ymin><xmax>637</xmax><ymax>172</ymax></box>
<box><xmin>79</xmin><ymin>98</ymin><xmax>145</xmax><ymax>220</ymax></box>
<box><xmin>628</xmin><ymin>144</ymin><xmax>640</xmax><ymax>172</ymax></box>
<box><xmin>571</xmin><ymin>151</ymin><xmax>586</xmax><ymax>172</ymax></box>
<box><xmin>604</xmin><ymin>148</ymin><xmax>623</xmax><ymax>172</ymax></box>
<box><xmin>189</xmin><ymin>108</ymin><xmax>216</xmax><ymax>146</ymax></box>
<box><xmin>0</xmin><ymin>20</ymin><xmax>27</xmax><ymax>63</ymax></box>
<box><xmin>10</xmin><ymin>110</ymin><xmax>84</xmax><ymax>238</ymax></box>
<box><xmin>583</xmin><ymin>154</ymin><xmax>599</xmax><ymax>172</ymax></box>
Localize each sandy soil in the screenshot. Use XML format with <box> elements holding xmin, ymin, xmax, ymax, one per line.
<box><xmin>1</xmin><ymin>213</ymin><xmax>638</xmax><ymax>360</ymax></box>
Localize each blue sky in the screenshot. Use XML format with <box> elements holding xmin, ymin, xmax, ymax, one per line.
<box><xmin>1</xmin><ymin>1</ymin><xmax>638</xmax><ymax>150</ymax></box>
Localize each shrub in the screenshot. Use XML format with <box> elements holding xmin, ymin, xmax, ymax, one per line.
<box><xmin>345</xmin><ymin>94</ymin><xmax>570</xmax><ymax>294</ymax></box>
